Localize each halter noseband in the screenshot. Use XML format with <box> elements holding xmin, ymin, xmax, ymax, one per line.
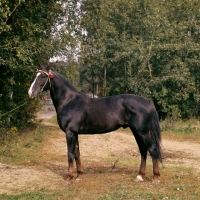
<box><xmin>36</xmin><ymin>69</ymin><xmax>53</xmax><ymax>92</ymax></box>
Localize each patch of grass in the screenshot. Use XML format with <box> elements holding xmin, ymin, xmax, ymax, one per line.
<box><xmin>0</xmin><ymin>123</ymin><xmax>59</xmax><ymax>165</ymax></box>
<box><xmin>0</xmin><ymin>189</ymin><xmax>57</xmax><ymax>200</ymax></box>
<box><xmin>42</xmin><ymin>115</ymin><xmax>57</xmax><ymax>125</ymax></box>
<box><xmin>161</xmin><ymin>118</ymin><xmax>200</xmax><ymax>142</ymax></box>
<box><xmin>48</xmin><ymin>115</ymin><xmax>57</xmax><ymax>125</ymax></box>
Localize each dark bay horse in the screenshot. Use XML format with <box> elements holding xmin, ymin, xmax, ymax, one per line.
<box><xmin>28</xmin><ymin>64</ymin><xmax>162</xmax><ymax>184</ymax></box>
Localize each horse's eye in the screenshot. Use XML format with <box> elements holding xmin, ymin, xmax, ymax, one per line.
<box><xmin>42</xmin><ymin>75</ymin><xmax>46</xmax><ymax>78</ymax></box>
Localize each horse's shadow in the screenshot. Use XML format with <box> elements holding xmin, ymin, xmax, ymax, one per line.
<box><xmin>42</xmin><ymin>161</ymin><xmax>136</xmax><ymax>180</ymax></box>
<box><xmin>42</xmin><ymin>162</ymin><xmax>68</xmax><ymax>179</ymax></box>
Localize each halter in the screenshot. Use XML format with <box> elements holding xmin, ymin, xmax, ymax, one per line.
<box><xmin>36</xmin><ymin>69</ymin><xmax>53</xmax><ymax>92</ymax></box>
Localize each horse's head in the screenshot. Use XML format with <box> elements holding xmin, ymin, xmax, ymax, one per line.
<box><xmin>28</xmin><ymin>63</ymin><xmax>54</xmax><ymax>98</ymax></box>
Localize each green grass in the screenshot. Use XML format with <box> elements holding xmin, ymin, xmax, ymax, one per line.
<box><xmin>0</xmin><ymin>189</ymin><xmax>58</xmax><ymax>200</ymax></box>
<box><xmin>0</xmin><ymin>123</ymin><xmax>59</xmax><ymax>165</ymax></box>
<box><xmin>160</xmin><ymin>118</ymin><xmax>200</xmax><ymax>142</ymax></box>
<box><xmin>42</xmin><ymin>115</ymin><xmax>57</xmax><ymax>125</ymax></box>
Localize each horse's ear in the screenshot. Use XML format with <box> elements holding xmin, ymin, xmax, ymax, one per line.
<box><xmin>37</xmin><ymin>62</ymin><xmax>41</xmax><ymax>69</ymax></box>
<box><xmin>47</xmin><ymin>62</ymin><xmax>54</xmax><ymax>78</ymax></box>
<box><xmin>46</xmin><ymin>62</ymin><xmax>51</xmax><ymax>72</ymax></box>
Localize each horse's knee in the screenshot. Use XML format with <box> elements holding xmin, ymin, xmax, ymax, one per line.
<box><xmin>68</xmin><ymin>152</ymin><xmax>75</xmax><ymax>162</ymax></box>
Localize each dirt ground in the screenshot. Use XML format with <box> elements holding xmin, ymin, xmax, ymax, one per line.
<box><xmin>1</xmin><ymin>112</ymin><xmax>200</xmax><ymax>195</ymax></box>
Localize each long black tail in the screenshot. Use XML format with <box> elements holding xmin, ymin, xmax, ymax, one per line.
<box><xmin>150</xmin><ymin>110</ymin><xmax>162</xmax><ymax>162</ymax></box>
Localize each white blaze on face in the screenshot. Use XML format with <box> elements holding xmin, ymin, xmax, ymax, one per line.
<box><xmin>28</xmin><ymin>72</ymin><xmax>41</xmax><ymax>97</ymax></box>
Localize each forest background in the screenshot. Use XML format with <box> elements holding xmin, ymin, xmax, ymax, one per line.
<box><xmin>0</xmin><ymin>0</ymin><xmax>200</xmax><ymax>134</ymax></box>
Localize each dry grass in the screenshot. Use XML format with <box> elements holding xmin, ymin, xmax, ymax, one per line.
<box><xmin>160</xmin><ymin>118</ymin><xmax>200</xmax><ymax>142</ymax></box>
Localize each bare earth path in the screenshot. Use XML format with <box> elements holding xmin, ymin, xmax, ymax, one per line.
<box><xmin>1</xmin><ymin>113</ymin><xmax>200</xmax><ymax>194</ymax></box>
<box><xmin>162</xmin><ymin>139</ymin><xmax>200</xmax><ymax>171</ymax></box>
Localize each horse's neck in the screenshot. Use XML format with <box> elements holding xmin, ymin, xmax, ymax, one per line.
<box><xmin>50</xmin><ymin>73</ymin><xmax>77</xmax><ymax>111</ymax></box>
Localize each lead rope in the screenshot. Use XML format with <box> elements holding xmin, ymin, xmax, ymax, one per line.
<box><xmin>0</xmin><ymin>70</ymin><xmax>52</xmax><ymax>119</ymax></box>
<box><xmin>0</xmin><ymin>100</ymin><xmax>31</xmax><ymax>118</ymax></box>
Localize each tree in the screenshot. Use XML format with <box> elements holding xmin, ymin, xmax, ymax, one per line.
<box><xmin>79</xmin><ymin>0</ymin><xmax>200</xmax><ymax>118</ymax></box>
<box><xmin>0</xmin><ymin>0</ymin><xmax>69</xmax><ymax>132</ymax></box>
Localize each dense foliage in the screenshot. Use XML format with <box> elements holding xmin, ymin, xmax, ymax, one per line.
<box><xmin>0</xmin><ymin>0</ymin><xmax>69</xmax><ymax>132</ymax></box>
<box><xmin>78</xmin><ymin>0</ymin><xmax>200</xmax><ymax>118</ymax></box>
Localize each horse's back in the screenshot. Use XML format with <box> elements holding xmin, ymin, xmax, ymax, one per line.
<box><xmin>82</xmin><ymin>93</ymin><xmax>154</xmax><ymax>123</ymax></box>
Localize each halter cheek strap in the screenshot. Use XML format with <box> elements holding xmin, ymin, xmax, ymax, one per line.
<box><xmin>36</xmin><ymin>70</ymin><xmax>53</xmax><ymax>92</ymax></box>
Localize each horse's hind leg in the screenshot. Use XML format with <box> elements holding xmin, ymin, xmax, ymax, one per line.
<box><xmin>148</xmin><ymin>143</ymin><xmax>160</xmax><ymax>183</ymax></box>
<box><xmin>131</xmin><ymin>129</ymin><xmax>160</xmax><ymax>183</ymax></box>
<box><xmin>152</xmin><ymin>157</ymin><xmax>160</xmax><ymax>184</ymax></box>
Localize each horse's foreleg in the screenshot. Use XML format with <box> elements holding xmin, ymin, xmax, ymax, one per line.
<box><xmin>75</xmin><ymin>136</ymin><xmax>83</xmax><ymax>180</ymax></box>
<box><xmin>65</xmin><ymin>131</ymin><xmax>76</xmax><ymax>182</ymax></box>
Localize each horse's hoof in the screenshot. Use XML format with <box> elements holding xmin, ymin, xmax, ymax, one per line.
<box><xmin>152</xmin><ymin>178</ymin><xmax>160</xmax><ymax>184</ymax></box>
<box><xmin>76</xmin><ymin>173</ymin><xmax>83</xmax><ymax>181</ymax></box>
<box><xmin>135</xmin><ymin>175</ymin><xmax>143</xmax><ymax>182</ymax></box>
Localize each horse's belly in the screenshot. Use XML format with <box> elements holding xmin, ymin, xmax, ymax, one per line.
<box><xmin>78</xmin><ymin>118</ymin><xmax>125</xmax><ymax>134</ymax></box>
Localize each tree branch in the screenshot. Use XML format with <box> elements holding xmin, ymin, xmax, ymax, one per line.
<box><xmin>5</xmin><ymin>0</ymin><xmax>21</xmax><ymax>24</ymax></box>
<box><xmin>0</xmin><ymin>1</ymin><xmax>22</xmax><ymax>35</ymax></box>
<box><xmin>147</xmin><ymin>29</ymin><xmax>155</xmax><ymax>79</ymax></box>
